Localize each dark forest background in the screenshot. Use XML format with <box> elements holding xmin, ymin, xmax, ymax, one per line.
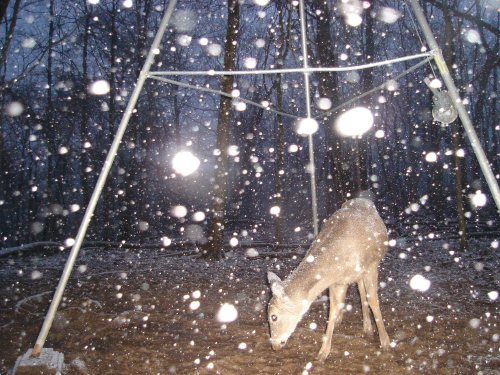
<box><xmin>0</xmin><ymin>0</ymin><xmax>498</xmax><ymax>252</ymax></box>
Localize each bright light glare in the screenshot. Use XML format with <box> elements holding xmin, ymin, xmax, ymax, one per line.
<box><xmin>192</xmin><ymin>290</ymin><xmax>201</xmax><ymax>299</ymax></box>
<box><xmin>176</xmin><ymin>35</ymin><xmax>192</xmax><ymax>47</ymax></box>
<box><xmin>386</xmin><ymin>80</ymin><xmax>399</xmax><ymax>91</ymax></box>
<box><xmin>294</xmin><ymin>118</ymin><xmax>319</xmax><ymax>136</ymax></box>
<box><xmin>6</xmin><ymin>101</ymin><xmax>24</xmax><ymax>117</ymax></box>
<box><xmin>429</xmin><ymin>79</ymin><xmax>442</xmax><ymax>89</ymax></box>
<box><xmin>316</xmin><ymin>97</ymin><xmax>332</xmax><ymax>111</ymax></box>
<box><xmin>463</xmin><ymin>29</ymin><xmax>481</xmax><ymax>44</ymax></box>
<box><xmin>171</xmin><ymin>10</ymin><xmax>197</xmax><ymax>33</ymax></box>
<box><xmin>345</xmin><ymin>13</ymin><xmax>362</xmax><ymax>27</ymax></box>
<box><xmin>377</xmin><ymin>7</ymin><xmax>401</xmax><ymax>24</ymax></box>
<box><xmin>189</xmin><ymin>301</ymin><xmax>200</xmax><ymax>310</ymax></box>
<box><xmin>21</xmin><ymin>37</ymin><xmax>36</xmax><ymax>49</ymax></box>
<box><xmin>243</xmin><ymin>57</ymin><xmax>257</xmax><ymax>69</ymax></box>
<box><xmin>207</xmin><ymin>43</ymin><xmax>223</xmax><ymax>56</ymax></box>
<box><xmin>245</xmin><ymin>248</ymin><xmax>259</xmax><ymax>257</ymax></box>
<box><xmin>64</xmin><ymin>238</ymin><xmax>75</xmax><ymax>247</ymax></box>
<box><xmin>216</xmin><ymin>303</ymin><xmax>238</xmax><ymax>323</ymax></box>
<box><xmin>470</xmin><ymin>191</ymin><xmax>487</xmax><ymax>208</ymax></box>
<box><xmin>238</xmin><ymin>342</ymin><xmax>247</xmax><ymax>350</ymax></box>
<box><xmin>88</xmin><ymin>80</ymin><xmax>110</xmax><ymax>95</ymax></box>
<box><xmin>334</xmin><ymin>107</ymin><xmax>374</xmax><ymax>137</ymax></box>
<box><xmin>425</xmin><ymin>152</ymin><xmax>438</xmax><ymax>163</ymax></box>
<box><xmin>172</xmin><ymin>151</ymin><xmax>200</xmax><ymax>176</ymax></box>
<box><xmin>488</xmin><ymin>291</ymin><xmax>498</xmax><ymax>301</ymax></box>
<box><xmin>192</xmin><ymin>211</ymin><xmax>206</xmax><ymax>222</ymax></box>
<box><xmin>171</xmin><ymin>205</ymin><xmax>188</xmax><ymax>218</ymax></box>
<box><xmin>234</xmin><ymin>101</ymin><xmax>247</xmax><ymax>111</ymax></box>
<box><xmin>340</xmin><ymin>0</ymin><xmax>363</xmax><ymax>27</ymax></box>
<box><xmin>161</xmin><ymin>236</ymin><xmax>172</xmax><ymax>246</ymax></box>
<box><xmin>409</xmin><ymin>274</ymin><xmax>431</xmax><ymax>292</ymax></box>
<box><xmin>255</xmin><ymin>38</ymin><xmax>266</xmax><ymax>48</ymax></box>
<box><xmin>269</xmin><ymin>206</ymin><xmax>280</xmax><ymax>216</ymax></box>
<box><xmin>228</xmin><ymin>145</ymin><xmax>240</xmax><ymax>156</ymax></box>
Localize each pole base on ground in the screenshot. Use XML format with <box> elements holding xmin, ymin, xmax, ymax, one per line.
<box><xmin>13</xmin><ymin>348</ymin><xmax>64</xmax><ymax>375</ymax></box>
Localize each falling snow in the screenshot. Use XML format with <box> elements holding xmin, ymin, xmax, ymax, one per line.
<box><xmin>294</xmin><ymin>118</ymin><xmax>319</xmax><ymax>136</ymax></box>
<box><xmin>334</xmin><ymin>107</ymin><xmax>374</xmax><ymax>137</ymax></box>
<box><xmin>409</xmin><ymin>274</ymin><xmax>431</xmax><ymax>292</ymax></box>
<box><xmin>0</xmin><ymin>238</ymin><xmax>497</xmax><ymax>373</ymax></box>
<box><xmin>0</xmin><ymin>0</ymin><xmax>498</xmax><ymax>373</ymax></box>
<box><xmin>172</xmin><ymin>151</ymin><xmax>200</xmax><ymax>177</ymax></box>
<box><xmin>88</xmin><ymin>80</ymin><xmax>111</xmax><ymax>95</ymax></box>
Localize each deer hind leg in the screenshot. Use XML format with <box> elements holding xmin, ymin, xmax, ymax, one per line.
<box><xmin>363</xmin><ymin>266</ymin><xmax>390</xmax><ymax>349</ymax></box>
<box><xmin>317</xmin><ymin>284</ymin><xmax>347</xmax><ymax>362</ymax></box>
<box><xmin>358</xmin><ymin>279</ymin><xmax>373</xmax><ymax>336</ymax></box>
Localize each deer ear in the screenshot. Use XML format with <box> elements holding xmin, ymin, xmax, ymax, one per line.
<box><xmin>267</xmin><ymin>271</ymin><xmax>286</xmax><ymax>298</ymax></box>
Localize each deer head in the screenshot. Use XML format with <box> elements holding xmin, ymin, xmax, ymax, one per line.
<box><xmin>267</xmin><ymin>271</ymin><xmax>310</xmax><ymax>350</ymax></box>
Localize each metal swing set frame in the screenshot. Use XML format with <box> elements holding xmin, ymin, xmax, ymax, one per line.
<box><xmin>17</xmin><ymin>0</ymin><xmax>499</xmax><ymax>364</ymax></box>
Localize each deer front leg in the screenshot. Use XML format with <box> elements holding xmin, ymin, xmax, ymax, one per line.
<box><xmin>358</xmin><ymin>279</ymin><xmax>373</xmax><ymax>336</ymax></box>
<box><xmin>317</xmin><ymin>284</ymin><xmax>347</xmax><ymax>362</ymax></box>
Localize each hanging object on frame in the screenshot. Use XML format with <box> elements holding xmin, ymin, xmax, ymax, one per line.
<box><xmin>424</xmin><ymin>77</ymin><xmax>458</xmax><ymax>124</ymax></box>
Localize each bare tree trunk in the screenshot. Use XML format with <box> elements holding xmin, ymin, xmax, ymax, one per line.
<box><xmin>493</xmin><ymin>48</ymin><xmax>499</xmax><ymax>174</ymax></box>
<box><xmin>471</xmin><ymin>0</ymin><xmax>500</xmax><ymax>171</ymax></box>
<box><xmin>443</xmin><ymin>4</ymin><xmax>468</xmax><ymax>250</ymax></box>
<box><xmin>312</xmin><ymin>0</ymin><xmax>345</xmax><ymax>212</ymax></box>
<box><xmin>43</xmin><ymin>0</ymin><xmax>59</xmax><ymax>240</ymax></box>
<box><xmin>203</xmin><ymin>0</ymin><xmax>239</xmax><ymax>259</ymax></box>
<box><xmin>173</xmin><ymin>85</ymin><xmax>181</xmax><ymax>147</ymax></box>
<box><xmin>356</xmin><ymin>11</ymin><xmax>374</xmax><ymax>196</ymax></box>
<box><xmin>80</xmin><ymin>0</ymin><xmax>92</xmax><ymax>212</ymax></box>
<box><xmin>274</xmin><ymin>2</ymin><xmax>292</xmax><ymax>245</ymax></box>
<box><xmin>102</xmin><ymin>0</ymin><xmax>119</xmax><ymax>241</ymax></box>
<box><xmin>0</xmin><ymin>0</ymin><xmax>10</xmax><ymax>21</ymax></box>
<box><xmin>0</xmin><ymin>0</ymin><xmax>20</xmax><ymax>70</ymax></box>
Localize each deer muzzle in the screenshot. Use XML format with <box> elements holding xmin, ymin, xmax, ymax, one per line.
<box><xmin>270</xmin><ymin>339</ymin><xmax>286</xmax><ymax>351</ymax></box>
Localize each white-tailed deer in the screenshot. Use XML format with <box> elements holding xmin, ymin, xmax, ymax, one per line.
<box><xmin>267</xmin><ymin>198</ymin><xmax>390</xmax><ymax>361</ymax></box>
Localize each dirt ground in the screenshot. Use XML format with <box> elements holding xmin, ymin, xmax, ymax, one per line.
<box><xmin>0</xmin><ymin>238</ymin><xmax>498</xmax><ymax>374</ymax></box>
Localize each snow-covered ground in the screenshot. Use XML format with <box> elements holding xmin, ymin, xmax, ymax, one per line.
<box><xmin>0</xmin><ymin>238</ymin><xmax>498</xmax><ymax>374</ymax></box>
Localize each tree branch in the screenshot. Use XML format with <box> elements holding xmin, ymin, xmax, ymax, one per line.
<box><xmin>423</xmin><ymin>0</ymin><xmax>499</xmax><ymax>36</ymax></box>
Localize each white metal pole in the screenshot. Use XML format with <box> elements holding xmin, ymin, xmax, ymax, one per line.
<box><xmin>31</xmin><ymin>0</ymin><xmax>179</xmax><ymax>357</ymax></box>
<box><xmin>147</xmin><ymin>52</ymin><xmax>432</xmax><ymax>77</ymax></box>
<box><xmin>298</xmin><ymin>0</ymin><xmax>319</xmax><ymax>236</ymax></box>
<box><xmin>408</xmin><ymin>0</ymin><xmax>500</xmax><ymax>213</ymax></box>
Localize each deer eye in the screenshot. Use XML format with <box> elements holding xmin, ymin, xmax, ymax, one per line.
<box><xmin>271</xmin><ymin>314</ymin><xmax>278</xmax><ymax>322</ymax></box>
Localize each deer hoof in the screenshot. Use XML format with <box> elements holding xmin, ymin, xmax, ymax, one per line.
<box><xmin>380</xmin><ymin>337</ymin><xmax>391</xmax><ymax>350</ymax></box>
<box><xmin>363</xmin><ymin>326</ymin><xmax>374</xmax><ymax>337</ymax></box>
<box><xmin>316</xmin><ymin>348</ymin><xmax>330</xmax><ymax>362</ymax></box>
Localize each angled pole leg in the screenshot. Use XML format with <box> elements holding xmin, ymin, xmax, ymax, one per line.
<box><xmin>408</xmin><ymin>0</ymin><xmax>500</xmax><ymax>212</ymax></box>
<box><xmin>31</xmin><ymin>0</ymin><xmax>179</xmax><ymax>357</ymax></box>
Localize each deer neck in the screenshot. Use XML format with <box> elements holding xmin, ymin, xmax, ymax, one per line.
<box><xmin>283</xmin><ymin>259</ymin><xmax>333</xmax><ymax>311</ymax></box>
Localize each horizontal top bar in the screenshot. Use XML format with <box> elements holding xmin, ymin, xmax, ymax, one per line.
<box><xmin>148</xmin><ymin>52</ymin><xmax>433</xmax><ymax>77</ymax></box>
